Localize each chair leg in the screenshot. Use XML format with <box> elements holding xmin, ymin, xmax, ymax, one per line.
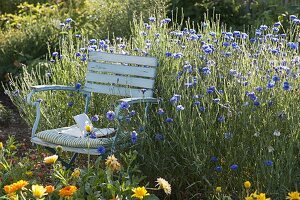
<box><xmin>44</xmin><ymin>147</ymin><xmax>78</xmax><ymax>170</ymax></box>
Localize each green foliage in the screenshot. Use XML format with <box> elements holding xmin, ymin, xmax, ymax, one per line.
<box><xmin>0</xmin><ymin>103</ymin><xmax>12</xmax><ymax>126</ymax></box>
<box><xmin>169</xmin><ymin>0</ymin><xmax>300</xmax><ymax>31</ymax></box>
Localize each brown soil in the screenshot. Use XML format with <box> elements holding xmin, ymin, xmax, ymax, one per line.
<box><xmin>0</xmin><ymin>92</ymin><xmax>31</xmax><ymax>145</ymax></box>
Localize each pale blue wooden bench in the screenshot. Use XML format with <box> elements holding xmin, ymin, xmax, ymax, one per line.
<box><xmin>26</xmin><ymin>51</ymin><xmax>159</xmax><ymax>167</ymax></box>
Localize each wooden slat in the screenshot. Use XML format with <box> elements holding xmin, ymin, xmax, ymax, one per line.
<box><xmin>84</xmin><ymin>83</ymin><xmax>153</xmax><ymax>98</ymax></box>
<box><xmin>89</xmin><ymin>51</ymin><xmax>157</xmax><ymax>67</ymax></box>
<box><xmin>85</xmin><ymin>72</ymin><xmax>154</xmax><ymax>89</ymax></box>
<box><xmin>88</xmin><ymin>62</ymin><xmax>156</xmax><ymax>78</ymax></box>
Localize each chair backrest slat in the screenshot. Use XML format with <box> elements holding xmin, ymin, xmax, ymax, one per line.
<box><xmin>88</xmin><ymin>62</ymin><xmax>156</xmax><ymax>78</ymax></box>
<box><xmin>84</xmin><ymin>52</ymin><xmax>158</xmax><ymax>98</ymax></box>
<box><xmin>84</xmin><ymin>83</ymin><xmax>153</xmax><ymax>97</ymax></box>
<box><xmin>89</xmin><ymin>51</ymin><xmax>157</xmax><ymax>67</ymax></box>
<box><xmin>85</xmin><ymin>72</ymin><xmax>154</xmax><ymax>89</ymax></box>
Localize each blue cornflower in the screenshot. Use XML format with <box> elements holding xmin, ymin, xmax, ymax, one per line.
<box><xmin>214</xmin><ymin>166</ymin><xmax>222</xmax><ymax>172</ymax></box>
<box><xmin>173</xmin><ymin>52</ymin><xmax>183</xmax><ymax>59</ymax></box>
<box><xmin>230</xmin><ymin>164</ymin><xmax>238</xmax><ymax>171</ymax></box>
<box><xmin>131</xmin><ymin>131</ymin><xmax>138</xmax><ymax>144</ymax></box>
<box><xmin>97</xmin><ymin>146</ymin><xmax>106</xmax><ymax>154</ymax></box>
<box><xmin>89</xmin><ymin>132</ymin><xmax>96</xmax><ymax>139</ymax></box>
<box><xmin>254</xmin><ymin>101</ymin><xmax>260</xmax><ymax>106</ymax></box>
<box><xmin>199</xmin><ymin>106</ymin><xmax>205</xmax><ymax>112</ymax></box>
<box><xmin>67</xmin><ymin>102</ymin><xmax>74</xmax><ymax>107</ymax></box>
<box><xmin>149</xmin><ymin>16</ymin><xmax>156</xmax><ymax>22</ymax></box>
<box><xmin>194</xmin><ymin>101</ymin><xmax>201</xmax><ymax>106</ymax></box>
<box><xmin>65</xmin><ymin>18</ymin><xmax>72</xmax><ymax>23</ymax></box>
<box><xmin>89</xmin><ymin>39</ymin><xmax>97</xmax><ymax>44</ymax></box>
<box><xmin>209</xmin><ymin>32</ymin><xmax>216</xmax><ymax>37</ymax></box>
<box><xmin>157</xmin><ymin>108</ymin><xmax>165</xmax><ymax>115</ymax></box>
<box><xmin>120</xmin><ymin>101</ymin><xmax>130</xmax><ymax>109</ymax></box>
<box><xmin>106</xmin><ymin>111</ymin><xmax>115</xmax><ymax>121</ymax></box>
<box><xmin>118</xmin><ymin>44</ymin><xmax>126</xmax><ymax>49</ymax></box>
<box><xmin>290</xmin><ymin>15</ymin><xmax>297</xmax><ymax>20</ymax></box>
<box><xmin>264</xmin><ymin>160</ymin><xmax>273</xmax><ymax>166</ymax></box>
<box><xmin>211</xmin><ymin>156</ymin><xmax>218</xmax><ymax>162</ymax></box>
<box><xmin>52</xmin><ymin>52</ymin><xmax>59</xmax><ymax>57</ymax></box>
<box><xmin>189</xmin><ymin>34</ymin><xmax>199</xmax><ymax>40</ymax></box>
<box><xmin>241</xmin><ymin>33</ymin><xmax>248</xmax><ymax>39</ymax></box>
<box><xmin>247</xmin><ymin>92</ymin><xmax>257</xmax><ymax>101</ymax></box>
<box><xmin>229</xmin><ymin>69</ymin><xmax>237</xmax><ymax>76</ymax></box>
<box><xmin>213</xmin><ymin>98</ymin><xmax>220</xmax><ymax>103</ymax></box>
<box><xmin>176</xmin><ymin>105</ymin><xmax>185</xmax><ymax>111</ymax></box>
<box><xmin>75</xmin><ymin>34</ymin><xmax>81</xmax><ymax>38</ymax></box>
<box><xmin>233</xmin><ymin>31</ymin><xmax>241</xmax><ymax>37</ymax></box>
<box><xmin>272</xmin><ymin>75</ymin><xmax>280</xmax><ymax>82</ymax></box>
<box><xmin>287</xmin><ymin>42</ymin><xmax>298</xmax><ymax>49</ymax></box>
<box><xmin>91</xmin><ymin>115</ymin><xmax>99</xmax><ymax>122</ymax></box>
<box><xmin>223</xmin><ymin>41</ymin><xmax>230</xmax><ymax>47</ymax></box>
<box><xmin>293</xmin><ymin>19</ymin><xmax>300</xmax><ymax>25</ymax></box>
<box><xmin>75</xmin><ymin>83</ymin><xmax>81</xmax><ymax>90</ymax></box>
<box><xmin>267</xmin><ymin>81</ymin><xmax>275</xmax><ymax>89</ymax></box>
<box><xmin>161</xmin><ymin>18</ymin><xmax>171</xmax><ymax>24</ymax></box>
<box><xmin>260</xmin><ymin>25</ymin><xmax>268</xmax><ymax>31</ymax></box>
<box><xmin>217</xmin><ymin>116</ymin><xmax>225</xmax><ymax>123</ymax></box>
<box><xmin>202</xmin><ymin>67</ymin><xmax>211</xmax><ymax>75</ymax></box>
<box><xmin>170</xmin><ymin>94</ymin><xmax>181</xmax><ymax>104</ymax></box>
<box><xmin>75</xmin><ymin>52</ymin><xmax>81</xmax><ymax>57</ymax></box>
<box><xmin>165</xmin><ymin>51</ymin><xmax>172</xmax><ymax>57</ymax></box>
<box><xmin>129</xmin><ymin>110</ymin><xmax>136</xmax><ymax>116</ymax></box>
<box><xmin>283</xmin><ymin>81</ymin><xmax>290</xmax><ymax>91</ymax></box>
<box><xmin>273</xmin><ymin>22</ymin><xmax>281</xmax><ymax>27</ymax></box>
<box><xmin>207</xmin><ymin>86</ymin><xmax>216</xmax><ymax>94</ymax></box>
<box><xmin>165</xmin><ymin>118</ymin><xmax>173</xmax><ymax>123</ymax></box>
<box><xmin>272</xmin><ymin>27</ymin><xmax>279</xmax><ymax>32</ymax></box>
<box><xmin>155</xmin><ymin>133</ymin><xmax>164</xmax><ymax>141</ymax></box>
<box><xmin>256</xmin><ymin>86</ymin><xmax>263</xmax><ymax>92</ymax></box>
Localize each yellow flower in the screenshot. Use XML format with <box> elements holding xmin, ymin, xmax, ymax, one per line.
<box><xmin>287</xmin><ymin>191</ymin><xmax>300</xmax><ymax>200</ymax></box>
<box><xmin>45</xmin><ymin>185</ymin><xmax>55</xmax><ymax>193</ymax></box>
<box><xmin>105</xmin><ymin>155</ymin><xmax>121</xmax><ymax>172</ymax></box>
<box><xmin>155</xmin><ymin>177</ymin><xmax>171</xmax><ymax>195</ymax></box>
<box><xmin>250</xmin><ymin>191</ymin><xmax>271</xmax><ymax>200</ymax></box>
<box><xmin>131</xmin><ymin>186</ymin><xmax>150</xmax><ymax>199</ymax></box>
<box><xmin>0</xmin><ymin>142</ymin><xmax>3</xmax><ymax>150</ymax></box>
<box><xmin>32</xmin><ymin>185</ymin><xmax>47</xmax><ymax>199</ymax></box>
<box><xmin>25</xmin><ymin>171</ymin><xmax>33</xmax><ymax>176</ymax></box>
<box><xmin>71</xmin><ymin>168</ymin><xmax>81</xmax><ymax>178</ymax></box>
<box><xmin>43</xmin><ymin>155</ymin><xmax>58</xmax><ymax>164</ymax></box>
<box><xmin>85</xmin><ymin>124</ymin><xmax>92</xmax><ymax>132</ymax></box>
<box><xmin>244</xmin><ymin>181</ymin><xmax>251</xmax><ymax>189</ymax></box>
<box><xmin>59</xmin><ymin>185</ymin><xmax>77</xmax><ymax>197</ymax></box>
<box><xmin>216</xmin><ymin>187</ymin><xmax>222</xmax><ymax>193</ymax></box>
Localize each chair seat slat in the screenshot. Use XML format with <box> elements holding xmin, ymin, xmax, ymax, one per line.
<box><xmin>85</xmin><ymin>72</ymin><xmax>154</xmax><ymax>89</ymax></box>
<box><xmin>88</xmin><ymin>62</ymin><xmax>156</xmax><ymax>78</ymax></box>
<box><xmin>84</xmin><ymin>83</ymin><xmax>153</xmax><ymax>97</ymax></box>
<box><xmin>89</xmin><ymin>51</ymin><xmax>157</xmax><ymax>67</ymax></box>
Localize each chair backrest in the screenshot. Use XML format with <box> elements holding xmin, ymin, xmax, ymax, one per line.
<box><xmin>83</xmin><ymin>52</ymin><xmax>158</xmax><ymax>98</ymax></box>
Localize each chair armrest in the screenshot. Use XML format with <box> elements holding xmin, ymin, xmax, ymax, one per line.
<box><xmin>27</xmin><ymin>85</ymin><xmax>80</xmax><ymax>105</ymax></box>
<box><xmin>117</xmin><ymin>97</ymin><xmax>159</xmax><ymax>105</ymax></box>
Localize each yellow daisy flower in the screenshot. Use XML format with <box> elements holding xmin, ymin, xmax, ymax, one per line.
<box><xmin>32</xmin><ymin>185</ymin><xmax>47</xmax><ymax>199</ymax></box>
<box><xmin>244</xmin><ymin>181</ymin><xmax>251</xmax><ymax>189</ymax></box>
<box><xmin>287</xmin><ymin>191</ymin><xmax>300</xmax><ymax>200</ymax></box>
<box><xmin>131</xmin><ymin>186</ymin><xmax>150</xmax><ymax>199</ymax></box>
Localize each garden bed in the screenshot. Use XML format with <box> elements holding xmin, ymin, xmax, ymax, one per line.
<box><xmin>0</xmin><ymin>92</ymin><xmax>31</xmax><ymax>145</ymax></box>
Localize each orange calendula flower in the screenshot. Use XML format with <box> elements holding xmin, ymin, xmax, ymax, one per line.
<box><xmin>43</xmin><ymin>155</ymin><xmax>58</xmax><ymax>164</ymax></box>
<box><xmin>59</xmin><ymin>185</ymin><xmax>77</xmax><ymax>197</ymax></box>
<box><xmin>4</xmin><ymin>180</ymin><xmax>29</xmax><ymax>194</ymax></box>
<box><xmin>131</xmin><ymin>186</ymin><xmax>150</xmax><ymax>199</ymax></box>
<box><xmin>287</xmin><ymin>191</ymin><xmax>300</xmax><ymax>200</ymax></box>
<box><xmin>45</xmin><ymin>185</ymin><xmax>55</xmax><ymax>193</ymax></box>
